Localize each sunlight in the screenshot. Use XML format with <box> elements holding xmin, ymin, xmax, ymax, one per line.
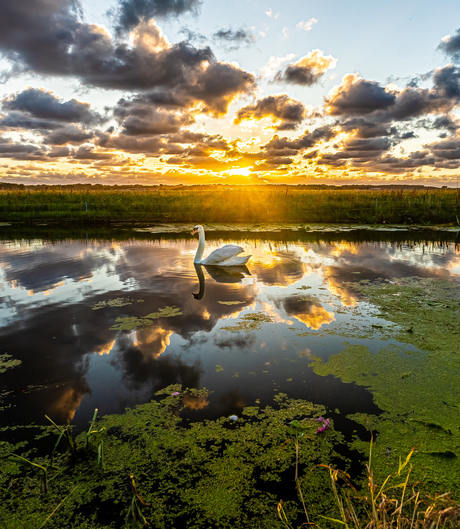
<box><xmin>226</xmin><ymin>167</ymin><xmax>252</xmax><ymax>177</ymax></box>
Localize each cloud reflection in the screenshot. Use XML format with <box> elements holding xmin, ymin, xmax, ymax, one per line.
<box><xmin>0</xmin><ymin>232</ymin><xmax>458</xmax><ymax>427</ymax></box>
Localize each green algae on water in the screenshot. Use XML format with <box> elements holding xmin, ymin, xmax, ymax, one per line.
<box><xmin>311</xmin><ymin>276</ymin><xmax>460</xmax><ymax>493</ymax></box>
<box><xmin>0</xmin><ymin>387</ymin><xmax>343</xmax><ymax>529</ymax></box>
<box><xmin>0</xmin><ymin>353</ymin><xmax>21</xmax><ymax>374</ymax></box>
<box><xmin>91</xmin><ymin>297</ymin><xmax>143</xmax><ymax>310</ymax></box>
<box><xmin>221</xmin><ymin>311</ymin><xmax>274</xmax><ymax>332</ymax></box>
<box><xmin>110</xmin><ymin>305</ymin><xmax>183</xmax><ymax>331</ymax></box>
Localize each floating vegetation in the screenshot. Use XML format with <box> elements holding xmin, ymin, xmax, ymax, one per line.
<box><xmin>221</xmin><ymin>311</ymin><xmax>274</xmax><ymax>332</ymax></box>
<box><xmin>217</xmin><ymin>300</ymin><xmax>245</xmax><ymax>305</ymax></box>
<box><xmin>215</xmin><ymin>365</ymin><xmax>224</xmax><ymax>372</ymax></box>
<box><xmin>0</xmin><ymin>353</ymin><xmax>21</xmax><ymax>374</ymax></box>
<box><xmin>311</xmin><ymin>277</ymin><xmax>460</xmax><ymax>491</ymax></box>
<box><xmin>92</xmin><ymin>297</ymin><xmax>143</xmax><ymax>310</ymax></box>
<box><xmin>110</xmin><ymin>306</ymin><xmax>182</xmax><ymax>331</ymax></box>
<box><xmin>0</xmin><ymin>389</ymin><xmax>345</xmax><ymax>529</ymax></box>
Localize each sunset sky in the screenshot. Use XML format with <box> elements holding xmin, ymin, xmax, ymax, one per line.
<box><xmin>1</xmin><ymin>0</ymin><xmax>460</xmax><ymax>186</ymax></box>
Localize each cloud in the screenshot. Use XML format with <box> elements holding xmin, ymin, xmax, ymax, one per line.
<box><xmin>44</xmin><ymin>125</ymin><xmax>96</xmax><ymax>145</ymax></box>
<box><xmin>212</xmin><ymin>28</ymin><xmax>256</xmax><ymax>49</ymax></box>
<box><xmin>296</xmin><ymin>18</ymin><xmax>318</xmax><ymax>31</ymax></box>
<box><xmin>265</xmin><ymin>8</ymin><xmax>279</xmax><ymax>19</ymax></box>
<box><xmin>0</xmin><ymin>3</ymin><xmax>254</xmax><ymax>115</ymax></box>
<box><xmin>234</xmin><ymin>94</ymin><xmax>306</xmax><ymax>130</ymax></box>
<box><xmin>325</xmin><ymin>74</ymin><xmax>397</xmax><ymax>116</ymax></box>
<box><xmin>1</xmin><ymin>87</ymin><xmax>102</xmax><ymax>125</ymax></box>
<box><xmin>438</xmin><ymin>28</ymin><xmax>460</xmax><ymax>62</ymax></box>
<box><xmin>113</xmin><ymin>0</ymin><xmax>202</xmax><ymax>33</ymax></box>
<box><xmin>113</xmin><ymin>96</ymin><xmax>195</xmax><ymax>135</ymax></box>
<box><xmin>275</xmin><ymin>49</ymin><xmax>336</xmax><ymax>86</ymax></box>
<box><xmin>262</xmin><ymin>125</ymin><xmax>337</xmax><ymax>155</ymax></box>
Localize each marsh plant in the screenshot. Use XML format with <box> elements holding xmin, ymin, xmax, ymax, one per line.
<box><xmin>0</xmin><ymin>186</ymin><xmax>458</xmax><ymax>224</ymax></box>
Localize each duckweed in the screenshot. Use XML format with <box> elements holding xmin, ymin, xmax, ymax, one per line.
<box><xmin>0</xmin><ymin>388</ymin><xmax>343</xmax><ymax>528</ymax></box>
<box><xmin>311</xmin><ymin>277</ymin><xmax>460</xmax><ymax>491</ymax></box>
<box><xmin>110</xmin><ymin>306</ymin><xmax>183</xmax><ymax>331</ymax></box>
<box><xmin>221</xmin><ymin>312</ymin><xmax>274</xmax><ymax>332</ymax></box>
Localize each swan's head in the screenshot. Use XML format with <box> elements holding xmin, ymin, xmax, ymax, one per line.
<box><xmin>191</xmin><ymin>224</ymin><xmax>203</xmax><ymax>236</ymax></box>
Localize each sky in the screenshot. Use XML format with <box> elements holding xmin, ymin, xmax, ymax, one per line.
<box><xmin>1</xmin><ymin>0</ymin><xmax>460</xmax><ymax>186</ymax></box>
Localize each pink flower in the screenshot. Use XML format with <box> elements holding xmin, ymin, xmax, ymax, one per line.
<box><xmin>316</xmin><ymin>418</ymin><xmax>330</xmax><ymax>434</ymax></box>
<box><xmin>172</xmin><ymin>392</ymin><xmax>180</xmax><ymax>396</ymax></box>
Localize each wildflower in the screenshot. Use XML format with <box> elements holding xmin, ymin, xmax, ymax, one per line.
<box><xmin>316</xmin><ymin>418</ymin><xmax>330</xmax><ymax>434</ymax></box>
<box><xmin>314</xmin><ymin>417</ymin><xmax>324</xmax><ymax>422</ymax></box>
<box><xmin>229</xmin><ymin>415</ymin><xmax>238</xmax><ymax>421</ymax></box>
<box><xmin>172</xmin><ymin>392</ymin><xmax>180</xmax><ymax>396</ymax></box>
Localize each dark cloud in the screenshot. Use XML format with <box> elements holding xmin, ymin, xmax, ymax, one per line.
<box><xmin>0</xmin><ymin>3</ymin><xmax>254</xmax><ymax>114</ymax></box>
<box><xmin>275</xmin><ymin>50</ymin><xmax>336</xmax><ymax>86</ymax></box>
<box><xmin>212</xmin><ymin>28</ymin><xmax>256</xmax><ymax>49</ymax></box>
<box><xmin>73</xmin><ymin>145</ymin><xmax>117</xmax><ymax>160</ymax></box>
<box><xmin>113</xmin><ymin>96</ymin><xmax>195</xmax><ymax>135</ymax></box>
<box><xmin>325</xmin><ymin>74</ymin><xmax>396</xmax><ymax>116</ymax></box>
<box><xmin>429</xmin><ymin>138</ymin><xmax>460</xmax><ymax>160</ymax></box>
<box><xmin>0</xmin><ymin>135</ymin><xmax>46</xmax><ymax>160</ymax></box>
<box><xmin>432</xmin><ymin>65</ymin><xmax>460</xmax><ymax>98</ymax></box>
<box><xmin>234</xmin><ymin>94</ymin><xmax>306</xmax><ymax>130</ymax></box>
<box><xmin>438</xmin><ymin>28</ymin><xmax>460</xmax><ymax>62</ymax></box>
<box><xmin>262</xmin><ymin>125</ymin><xmax>337</xmax><ymax>156</ymax></box>
<box><xmin>337</xmin><ymin>118</ymin><xmax>393</xmax><ymax>139</ymax></box>
<box><xmin>432</xmin><ymin>115</ymin><xmax>459</xmax><ymax>133</ymax></box>
<box><xmin>44</xmin><ymin>125</ymin><xmax>95</xmax><ymax>145</ymax></box>
<box><xmin>2</xmin><ymin>88</ymin><xmax>102</xmax><ymax>124</ymax></box>
<box><xmin>114</xmin><ymin>0</ymin><xmax>202</xmax><ymax>33</ymax></box>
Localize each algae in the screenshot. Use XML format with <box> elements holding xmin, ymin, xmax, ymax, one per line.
<box><xmin>310</xmin><ymin>276</ymin><xmax>460</xmax><ymax>492</ymax></box>
<box><xmin>0</xmin><ymin>388</ymin><xmax>344</xmax><ymax>528</ymax></box>
<box><xmin>221</xmin><ymin>312</ymin><xmax>274</xmax><ymax>332</ymax></box>
<box><xmin>0</xmin><ymin>353</ymin><xmax>21</xmax><ymax>374</ymax></box>
<box><xmin>92</xmin><ymin>297</ymin><xmax>143</xmax><ymax>310</ymax></box>
<box><xmin>110</xmin><ymin>306</ymin><xmax>183</xmax><ymax>331</ymax></box>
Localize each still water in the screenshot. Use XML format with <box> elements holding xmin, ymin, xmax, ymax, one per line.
<box><xmin>1</xmin><ymin>227</ymin><xmax>459</xmax><ymax>431</ymax></box>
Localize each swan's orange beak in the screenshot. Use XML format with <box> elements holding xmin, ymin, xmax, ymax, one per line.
<box><xmin>191</xmin><ymin>228</ymin><xmax>197</xmax><ymax>235</ymax></box>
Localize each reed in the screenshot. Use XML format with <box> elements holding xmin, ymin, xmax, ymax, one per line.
<box><xmin>0</xmin><ymin>186</ymin><xmax>458</xmax><ymax>224</ymax></box>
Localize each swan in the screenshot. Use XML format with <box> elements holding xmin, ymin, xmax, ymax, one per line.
<box><xmin>192</xmin><ymin>225</ymin><xmax>251</xmax><ymax>266</ymax></box>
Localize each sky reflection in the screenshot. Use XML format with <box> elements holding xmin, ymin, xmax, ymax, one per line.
<box><xmin>0</xmin><ymin>231</ymin><xmax>458</xmax><ymax>429</ymax></box>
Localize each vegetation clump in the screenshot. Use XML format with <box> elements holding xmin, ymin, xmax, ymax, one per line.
<box><xmin>109</xmin><ymin>306</ymin><xmax>183</xmax><ymax>331</ymax></box>
<box><xmin>1</xmin><ymin>389</ymin><xmax>345</xmax><ymax>528</ymax></box>
<box><xmin>310</xmin><ymin>277</ymin><xmax>460</xmax><ymax>493</ymax></box>
<box><xmin>221</xmin><ymin>311</ymin><xmax>274</xmax><ymax>332</ymax></box>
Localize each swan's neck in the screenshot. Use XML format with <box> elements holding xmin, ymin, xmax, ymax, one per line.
<box><xmin>194</xmin><ymin>229</ymin><xmax>205</xmax><ymax>263</ymax></box>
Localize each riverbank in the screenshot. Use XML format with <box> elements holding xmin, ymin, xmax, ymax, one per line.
<box><xmin>0</xmin><ymin>186</ymin><xmax>459</xmax><ymax>224</ymax></box>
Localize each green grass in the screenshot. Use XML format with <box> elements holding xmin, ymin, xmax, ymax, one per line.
<box><xmin>0</xmin><ymin>186</ymin><xmax>459</xmax><ymax>224</ymax></box>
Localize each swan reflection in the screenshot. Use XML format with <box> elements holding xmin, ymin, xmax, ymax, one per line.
<box><xmin>192</xmin><ymin>263</ymin><xmax>251</xmax><ymax>300</ymax></box>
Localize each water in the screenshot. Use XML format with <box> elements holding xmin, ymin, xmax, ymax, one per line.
<box><xmin>1</xmin><ymin>227</ymin><xmax>458</xmax><ymax>431</ymax></box>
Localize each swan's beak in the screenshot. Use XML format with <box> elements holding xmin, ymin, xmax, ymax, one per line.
<box><xmin>191</xmin><ymin>228</ymin><xmax>197</xmax><ymax>235</ymax></box>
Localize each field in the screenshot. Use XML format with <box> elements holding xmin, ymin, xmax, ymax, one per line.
<box><xmin>0</xmin><ymin>185</ymin><xmax>459</xmax><ymax>224</ymax></box>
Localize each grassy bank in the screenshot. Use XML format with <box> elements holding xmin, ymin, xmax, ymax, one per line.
<box><xmin>0</xmin><ymin>186</ymin><xmax>459</xmax><ymax>224</ymax></box>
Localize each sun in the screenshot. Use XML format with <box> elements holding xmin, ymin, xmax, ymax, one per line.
<box><xmin>226</xmin><ymin>167</ymin><xmax>252</xmax><ymax>177</ymax></box>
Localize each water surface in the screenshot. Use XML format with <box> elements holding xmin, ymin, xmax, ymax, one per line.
<box><xmin>1</xmin><ymin>227</ymin><xmax>458</xmax><ymax>431</ymax></box>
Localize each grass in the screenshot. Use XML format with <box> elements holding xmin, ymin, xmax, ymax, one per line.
<box><xmin>0</xmin><ymin>185</ymin><xmax>459</xmax><ymax>224</ymax></box>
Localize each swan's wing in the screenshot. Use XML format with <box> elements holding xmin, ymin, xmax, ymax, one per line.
<box><xmin>202</xmin><ymin>244</ymin><xmax>243</xmax><ymax>265</ymax></box>
<box><xmin>216</xmin><ymin>254</ymin><xmax>251</xmax><ymax>267</ymax></box>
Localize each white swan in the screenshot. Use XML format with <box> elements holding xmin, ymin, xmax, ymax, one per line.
<box><xmin>192</xmin><ymin>225</ymin><xmax>251</xmax><ymax>266</ymax></box>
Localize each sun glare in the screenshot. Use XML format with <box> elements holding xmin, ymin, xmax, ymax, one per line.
<box><xmin>226</xmin><ymin>167</ymin><xmax>252</xmax><ymax>177</ymax></box>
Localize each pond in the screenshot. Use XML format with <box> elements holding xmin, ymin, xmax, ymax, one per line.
<box><xmin>1</xmin><ymin>225</ymin><xmax>459</xmax><ymax>436</ymax></box>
